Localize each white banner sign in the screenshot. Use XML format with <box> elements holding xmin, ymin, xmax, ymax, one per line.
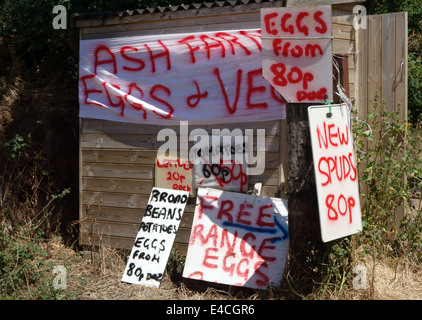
<box><xmin>121</xmin><ymin>187</ymin><xmax>189</xmax><ymax>287</ymax></box>
<box><xmin>261</xmin><ymin>6</ymin><xmax>333</xmax><ymax>103</ymax></box>
<box><xmin>183</xmin><ymin>188</ymin><xmax>289</xmax><ymax>290</ymax></box>
<box><xmin>308</xmin><ymin>104</ymin><xmax>362</xmax><ymax>242</ymax></box>
<box><xmin>79</xmin><ymin>29</ymin><xmax>286</xmax><ymax>125</ymax></box>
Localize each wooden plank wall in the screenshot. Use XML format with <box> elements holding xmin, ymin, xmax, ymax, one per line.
<box><xmin>355</xmin><ymin>11</ymin><xmax>408</xmax><ymax>222</ymax></box>
<box><xmin>355</xmin><ymin>12</ymin><xmax>408</xmax><ymax>122</ymax></box>
<box><xmin>332</xmin><ymin>4</ymin><xmax>356</xmax><ymax>101</ymax></box>
<box><xmin>80</xmin><ymin>120</ymin><xmax>281</xmax><ymax>252</ymax></box>
<box><xmin>78</xmin><ymin>3</ymin><xmax>358</xmax><ymax>252</ymax></box>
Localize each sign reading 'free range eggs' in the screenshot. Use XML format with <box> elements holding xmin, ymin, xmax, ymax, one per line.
<box><xmin>121</xmin><ymin>187</ymin><xmax>189</xmax><ymax>287</ymax></box>
<box><xmin>183</xmin><ymin>187</ymin><xmax>289</xmax><ymax>290</ymax></box>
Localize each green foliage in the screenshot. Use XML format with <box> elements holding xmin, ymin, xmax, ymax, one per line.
<box><xmin>353</xmin><ymin>96</ymin><xmax>422</xmax><ymax>262</ymax></box>
<box><xmin>0</xmin><ymin>0</ymin><xmax>66</xmax><ymax>77</ymax></box>
<box><xmin>0</xmin><ymin>0</ymin><xmax>420</xmax><ymax>300</ymax></box>
<box><xmin>0</xmin><ymin>219</ymin><xmax>73</xmax><ymax>299</ymax></box>
<box><xmin>408</xmin><ymin>53</ymin><xmax>422</xmax><ymax>123</ymax></box>
<box><xmin>166</xmin><ymin>249</ymin><xmax>186</xmax><ymax>282</ymax></box>
<box><xmin>315</xmin><ymin>97</ymin><xmax>422</xmax><ymax>299</ymax></box>
<box><xmin>0</xmin><ymin>129</ymin><xmax>73</xmax><ymax>299</ymax></box>
<box><xmin>3</xmin><ymin>135</ymin><xmax>27</xmax><ymax>159</ymax></box>
<box><xmin>0</xmin><ymin>0</ymin><xmax>143</xmax><ymax>80</ymax></box>
<box><xmin>317</xmin><ymin>238</ymin><xmax>354</xmax><ymax>299</ymax></box>
<box><xmin>0</xmin><ymin>0</ymin><xmax>200</xmax><ymax>77</ymax></box>
<box><xmin>365</xmin><ymin>0</ymin><xmax>422</xmax><ymax>32</ymax></box>
<box><xmin>51</xmin><ymin>188</ymin><xmax>71</xmax><ymax>200</ymax></box>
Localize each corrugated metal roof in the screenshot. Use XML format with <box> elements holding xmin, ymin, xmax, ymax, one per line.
<box><xmin>72</xmin><ymin>0</ymin><xmax>283</xmax><ymax>21</ymax></box>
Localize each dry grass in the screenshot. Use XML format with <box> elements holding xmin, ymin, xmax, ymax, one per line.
<box><xmin>372</xmin><ymin>259</ymin><xmax>422</xmax><ymax>299</ymax></box>
<box><xmin>42</xmin><ymin>237</ymin><xmax>260</xmax><ymax>300</ymax></box>
<box><xmin>353</xmin><ymin>253</ymin><xmax>422</xmax><ymax>300</ymax></box>
<box><xmin>41</xmin><ymin>237</ymin><xmax>422</xmax><ymax>300</ymax></box>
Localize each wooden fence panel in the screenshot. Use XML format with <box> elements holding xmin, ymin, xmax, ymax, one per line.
<box><xmin>79</xmin><ymin>120</ymin><xmax>282</xmax><ymax>251</ymax></box>
<box><xmin>355</xmin><ymin>12</ymin><xmax>408</xmax><ymax>127</ymax></box>
<box><xmin>355</xmin><ymin>12</ymin><xmax>408</xmax><ymax>222</ymax></box>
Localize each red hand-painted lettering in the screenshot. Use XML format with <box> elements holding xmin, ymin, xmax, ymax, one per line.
<box><xmin>94</xmin><ymin>45</ymin><xmax>117</xmax><ymax>75</ymax></box>
<box><xmin>314</xmin><ymin>10</ymin><xmax>328</xmax><ymax>34</ymax></box>
<box><xmin>213</xmin><ymin>67</ymin><xmax>242</xmax><ymax>114</ymax></box>
<box><xmin>200</xmin><ymin>35</ymin><xmax>225</xmax><ymax>60</ymax></box>
<box><xmin>178</xmin><ymin>35</ymin><xmax>200</xmax><ymax>64</ymax></box>
<box><xmin>247</xmin><ymin>68</ymin><xmax>268</xmax><ymax>109</ymax></box>
<box><xmin>102</xmin><ymin>82</ymin><xmax>124</xmax><ymax>116</ymax></box>
<box><xmin>124</xmin><ymin>83</ymin><xmax>146</xmax><ymax>119</ymax></box>
<box><xmin>187</xmin><ymin>81</ymin><xmax>208</xmax><ymax>108</ymax></box>
<box><xmin>149</xmin><ymin>84</ymin><xmax>174</xmax><ymax>119</ymax></box>
<box><xmin>296</xmin><ymin>12</ymin><xmax>309</xmax><ymax>36</ymax></box>
<box><xmin>120</xmin><ymin>46</ymin><xmax>145</xmax><ymax>72</ymax></box>
<box><xmin>215</xmin><ymin>32</ymin><xmax>251</xmax><ymax>56</ymax></box>
<box><xmin>80</xmin><ymin>74</ymin><xmax>103</xmax><ymax>107</ymax></box>
<box><xmin>325</xmin><ymin>194</ymin><xmax>355</xmax><ymax>223</ymax></box>
<box><xmin>144</xmin><ymin>40</ymin><xmax>171</xmax><ymax>73</ymax></box>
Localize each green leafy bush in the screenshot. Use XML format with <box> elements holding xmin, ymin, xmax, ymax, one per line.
<box><xmin>354</xmin><ymin>96</ymin><xmax>422</xmax><ymax>261</ymax></box>
<box><xmin>0</xmin><ymin>219</ymin><xmax>72</xmax><ymax>299</ymax></box>
<box><xmin>315</xmin><ymin>97</ymin><xmax>422</xmax><ymax>299</ymax></box>
<box><xmin>408</xmin><ymin>53</ymin><xmax>422</xmax><ymax>123</ymax></box>
<box><xmin>3</xmin><ymin>135</ymin><xmax>27</xmax><ymax>159</ymax></box>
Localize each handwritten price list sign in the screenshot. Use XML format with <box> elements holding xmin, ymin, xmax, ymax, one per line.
<box><xmin>308</xmin><ymin>104</ymin><xmax>362</xmax><ymax>242</ymax></box>
<box><xmin>183</xmin><ymin>187</ymin><xmax>289</xmax><ymax>290</ymax></box>
<box><xmin>261</xmin><ymin>6</ymin><xmax>333</xmax><ymax>103</ymax></box>
<box><xmin>193</xmin><ymin>136</ymin><xmax>248</xmax><ymax>193</ymax></box>
<box><xmin>155</xmin><ymin>157</ymin><xmax>195</xmax><ymax>196</ymax></box>
<box><xmin>121</xmin><ymin>187</ymin><xmax>189</xmax><ymax>287</ymax></box>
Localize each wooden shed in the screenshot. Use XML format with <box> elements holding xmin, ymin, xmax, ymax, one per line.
<box><xmin>74</xmin><ymin>0</ymin><xmax>365</xmax><ymax>253</ymax></box>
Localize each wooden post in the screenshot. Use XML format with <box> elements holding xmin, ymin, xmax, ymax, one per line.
<box><xmin>286</xmin><ymin>103</ymin><xmax>319</xmax><ymax>238</ymax></box>
<box><xmin>285</xmin><ymin>103</ymin><xmax>322</xmax><ymax>290</ymax></box>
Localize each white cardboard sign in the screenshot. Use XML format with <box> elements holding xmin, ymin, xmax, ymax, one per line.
<box><xmin>308</xmin><ymin>104</ymin><xmax>362</xmax><ymax>242</ymax></box>
<box><xmin>155</xmin><ymin>157</ymin><xmax>195</xmax><ymax>196</ymax></box>
<box><xmin>261</xmin><ymin>6</ymin><xmax>333</xmax><ymax>103</ymax></box>
<box><xmin>182</xmin><ymin>188</ymin><xmax>289</xmax><ymax>290</ymax></box>
<box><xmin>193</xmin><ymin>135</ymin><xmax>248</xmax><ymax>193</ymax></box>
<box><xmin>121</xmin><ymin>187</ymin><xmax>189</xmax><ymax>287</ymax></box>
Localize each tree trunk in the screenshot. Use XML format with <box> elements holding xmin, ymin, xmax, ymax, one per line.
<box><xmin>285</xmin><ymin>103</ymin><xmax>323</xmax><ymax>295</ymax></box>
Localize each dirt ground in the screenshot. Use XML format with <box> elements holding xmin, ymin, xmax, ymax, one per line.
<box><xmin>42</xmin><ymin>236</ymin><xmax>422</xmax><ymax>301</ymax></box>
<box><xmin>43</xmin><ymin>238</ymin><xmax>261</xmax><ymax>300</ymax></box>
<box><xmin>40</xmin><ymin>190</ymin><xmax>422</xmax><ymax>301</ymax></box>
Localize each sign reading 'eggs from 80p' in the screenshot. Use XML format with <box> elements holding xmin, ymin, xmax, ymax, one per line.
<box><xmin>261</xmin><ymin>6</ymin><xmax>333</xmax><ymax>103</ymax></box>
